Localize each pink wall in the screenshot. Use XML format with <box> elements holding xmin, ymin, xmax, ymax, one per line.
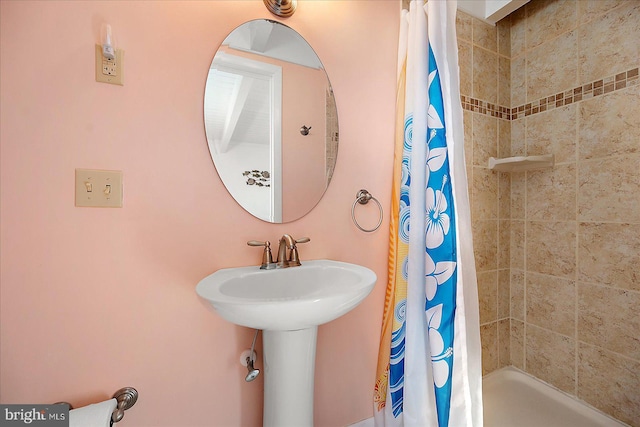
<box><xmin>0</xmin><ymin>1</ymin><xmax>399</xmax><ymax>426</ymax></box>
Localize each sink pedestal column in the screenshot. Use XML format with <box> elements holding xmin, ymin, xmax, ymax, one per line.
<box><xmin>262</xmin><ymin>327</ymin><xmax>317</xmax><ymax>427</ymax></box>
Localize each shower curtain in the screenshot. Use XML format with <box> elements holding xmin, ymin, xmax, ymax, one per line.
<box><xmin>373</xmin><ymin>1</ymin><xmax>483</xmax><ymax>426</ymax></box>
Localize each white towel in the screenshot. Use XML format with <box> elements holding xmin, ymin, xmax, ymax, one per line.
<box><xmin>69</xmin><ymin>398</ymin><xmax>117</xmax><ymax>427</ymax></box>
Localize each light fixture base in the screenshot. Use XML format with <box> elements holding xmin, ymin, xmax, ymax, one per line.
<box><xmin>263</xmin><ymin>0</ymin><xmax>297</xmax><ymax>17</ymax></box>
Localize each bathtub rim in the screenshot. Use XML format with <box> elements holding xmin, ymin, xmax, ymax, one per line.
<box><xmin>484</xmin><ymin>366</ymin><xmax>630</xmax><ymax>427</ymax></box>
<box><xmin>348</xmin><ymin>366</ymin><xmax>631</xmax><ymax>427</ymax></box>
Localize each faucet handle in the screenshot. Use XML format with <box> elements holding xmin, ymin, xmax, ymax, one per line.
<box><xmin>247</xmin><ymin>240</ymin><xmax>274</xmax><ymax>269</ymax></box>
<box><xmin>288</xmin><ymin>237</ymin><xmax>310</xmax><ymax>266</ymax></box>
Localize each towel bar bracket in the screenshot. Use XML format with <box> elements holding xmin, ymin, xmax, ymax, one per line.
<box><xmin>111</xmin><ymin>387</ymin><xmax>138</xmax><ymax>424</ymax></box>
<box><xmin>54</xmin><ymin>386</ymin><xmax>138</xmax><ymax>426</ymax></box>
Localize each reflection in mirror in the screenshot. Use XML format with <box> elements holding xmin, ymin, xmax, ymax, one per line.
<box><xmin>204</xmin><ymin>19</ymin><xmax>338</xmax><ymax>223</ymax></box>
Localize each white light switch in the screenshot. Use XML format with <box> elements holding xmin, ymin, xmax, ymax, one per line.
<box><xmin>75</xmin><ymin>169</ymin><xmax>123</xmax><ymax>207</ymax></box>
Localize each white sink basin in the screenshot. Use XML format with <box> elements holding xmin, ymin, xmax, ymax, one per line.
<box><xmin>196</xmin><ymin>259</ymin><xmax>376</xmax><ymax>331</ymax></box>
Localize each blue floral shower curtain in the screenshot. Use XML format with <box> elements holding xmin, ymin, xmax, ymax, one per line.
<box><xmin>374</xmin><ymin>1</ymin><xmax>483</xmax><ymax>426</ymax></box>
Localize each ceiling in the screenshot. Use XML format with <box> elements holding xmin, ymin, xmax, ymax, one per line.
<box><xmin>457</xmin><ymin>0</ymin><xmax>530</xmax><ymax>24</ymax></box>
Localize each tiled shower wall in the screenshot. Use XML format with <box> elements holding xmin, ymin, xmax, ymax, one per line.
<box><xmin>456</xmin><ymin>2</ymin><xmax>513</xmax><ymax>380</ymax></box>
<box><xmin>459</xmin><ymin>1</ymin><xmax>639</xmax><ymax>425</ymax></box>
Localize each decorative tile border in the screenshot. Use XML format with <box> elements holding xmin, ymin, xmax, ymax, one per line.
<box><xmin>461</xmin><ymin>67</ymin><xmax>639</xmax><ymax>121</ymax></box>
<box><xmin>460</xmin><ymin>96</ymin><xmax>511</xmax><ymax>119</ymax></box>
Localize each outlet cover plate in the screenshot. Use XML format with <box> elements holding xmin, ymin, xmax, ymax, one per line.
<box><xmin>75</xmin><ymin>168</ymin><xmax>123</xmax><ymax>207</ymax></box>
<box><xmin>95</xmin><ymin>44</ymin><xmax>124</xmax><ymax>86</ymax></box>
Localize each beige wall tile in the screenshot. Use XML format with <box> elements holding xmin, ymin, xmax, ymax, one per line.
<box><xmin>578</xmin><ymin>154</ymin><xmax>640</xmax><ymax>223</ymax></box>
<box><xmin>498</xmin><ymin>318</ymin><xmax>511</xmax><ymax>368</ymax></box>
<box><xmin>511</xmin><ymin>56</ymin><xmax>526</xmax><ymax>107</ymax></box>
<box><xmin>578</xmin><ymin>282</ymin><xmax>640</xmax><ymax>360</ymax></box>
<box><xmin>526</xmin><ymin>272</ymin><xmax>575</xmax><ymax>337</ymax></box>
<box><xmin>472</xmin><ymin>167</ymin><xmax>498</xmax><ymax>220</ymax></box>
<box><xmin>510</xmin><ymin>220</ymin><xmax>525</xmax><ymax>270</ymax></box>
<box><xmin>578</xmin><ymin>85</ymin><xmax>640</xmax><ymax>160</ymax></box>
<box><xmin>526</xmin><ymin>0</ymin><xmax>577</xmax><ymax>50</ymax></box>
<box><xmin>497</xmin><ymin>18</ymin><xmax>511</xmax><ymax>57</ymax></box>
<box><xmin>510</xmin><ymin>6</ymin><xmax>526</xmax><ymax>57</ymax></box>
<box><xmin>526</xmin><ymin>104</ymin><xmax>577</xmax><ymax>163</ymax></box>
<box><xmin>526</xmin><ymin>324</ymin><xmax>576</xmax><ymax>394</ymax></box>
<box><xmin>526</xmin><ymin>164</ymin><xmax>576</xmax><ymax>221</ymax></box>
<box><xmin>510</xmin><ymin>119</ymin><xmax>525</xmax><ymax>157</ymax></box>
<box><xmin>473</xmin><ymin>17</ymin><xmax>497</xmax><ymax>52</ymax></box>
<box><xmin>578</xmin><ymin>222</ymin><xmax>640</xmax><ymax>291</ymax></box>
<box><xmin>498</xmin><ymin>220</ymin><xmax>511</xmax><ymax>269</ymax></box>
<box><xmin>510</xmin><ymin>319</ymin><xmax>525</xmax><ymax>369</ymax></box>
<box><xmin>511</xmin><ymin>269</ymin><xmax>525</xmax><ymax>321</ymax></box>
<box><xmin>481</xmin><ymin>322</ymin><xmax>499</xmax><ymax>375</ymax></box>
<box><xmin>472</xmin><ymin>113</ymin><xmax>497</xmax><ymax>166</ymax></box>
<box><xmin>498</xmin><ymin>119</ymin><xmax>511</xmax><ymax>159</ymax></box>
<box><xmin>498</xmin><ymin>56</ymin><xmax>511</xmax><ymax>107</ymax></box>
<box><xmin>526</xmin><ymin>221</ymin><xmax>576</xmax><ymax>278</ymax></box>
<box><xmin>463</xmin><ymin>110</ymin><xmax>473</xmax><ymax>180</ymax></box>
<box><xmin>456</xmin><ymin>10</ymin><xmax>473</xmax><ymax>42</ymax></box>
<box><xmin>527</xmin><ymin>30</ymin><xmax>578</xmax><ymax>102</ymax></box>
<box><xmin>510</xmin><ymin>171</ymin><xmax>525</xmax><ymax>219</ymax></box>
<box><xmin>578</xmin><ymin>343</ymin><xmax>640</xmax><ymax>425</ymax></box>
<box><xmin>473</xmin><ymin>46</ymin><xmax>498</xmax><ymax>103</ymax></box>
<box><xmin>458</xmin><ymin>39</ymin><xmax>472</xmax><ymax>97</ymax></box>
<box><xmin>478</xmin><ymin>270</ymin><xmax>498</xmax><ymax>324</ymax></box>
<box><xmin>578</xmin><ymin>2</ymin><xmax>640</xmax><ymax>84</ymax></box>
<box><xmin>509</xmin><ymin>220</ymin><xmax>526</xmax><ymax>270</ymax></box>
<box><xmin>473</xmin><ymin>219</ymin><xmax>498</xmax><ymax>272</ymax></box>
<box><xmin>498</xmin><ymin>172</ymin><xmax>511</xmax><ymax>220</ymax></box>
<box><xmin>578</xmin><ymin>0</ymin><xmax>634</xmax><ymax>24</ymax></box>
<box><xmin>497</xmin><ymin>268</ymin><xmax>510</xmax><ymax>319</ymax></box>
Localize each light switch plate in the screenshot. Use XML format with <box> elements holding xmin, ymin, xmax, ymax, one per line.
<box><xmin>95</xmin><ymin>44</ymin><xmax>124</xmax><ymax>86</ymax></box>
<box><xmin>75</xmin><ymin>169</ymin><xmax>123</xmax><ymax>207</ymax></box>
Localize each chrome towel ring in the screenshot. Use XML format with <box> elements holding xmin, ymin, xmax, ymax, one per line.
<box><xmin>351</xmin><ymin>189</ymin><xmax>383</xmax><ymax>233</ymax></box>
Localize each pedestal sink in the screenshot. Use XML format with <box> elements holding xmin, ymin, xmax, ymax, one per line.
<box><xmin>196</xmin><ymin>259</ymin><xmax>377</xmax><ymax>427</ymax></box>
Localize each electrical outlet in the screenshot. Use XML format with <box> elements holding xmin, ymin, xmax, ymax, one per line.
<box><xmin>102</xmin><ymin>58</ymin><xmax>117</xmax><ymax>76</ymax></box>
<box><xmin>75</xmin><ymin>169</ymin><xmax>123</xmax><ymax>207</ymax></box>
<box><xmin>95</xmin><ymin>44</ymin><xmax>124</xmax><ymax>86</ymax></box>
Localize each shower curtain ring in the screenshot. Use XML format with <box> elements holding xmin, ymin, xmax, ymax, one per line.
<box><xmin>351</xmin><ymin>189</ymin><xmax>383</xmax><ymax>233</ymax></box>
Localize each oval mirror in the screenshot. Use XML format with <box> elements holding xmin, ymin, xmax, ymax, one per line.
<box><xmin>204</xmin><ymin>19</ymin><xmax>339</xmax><ymax>223</ymax></box>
